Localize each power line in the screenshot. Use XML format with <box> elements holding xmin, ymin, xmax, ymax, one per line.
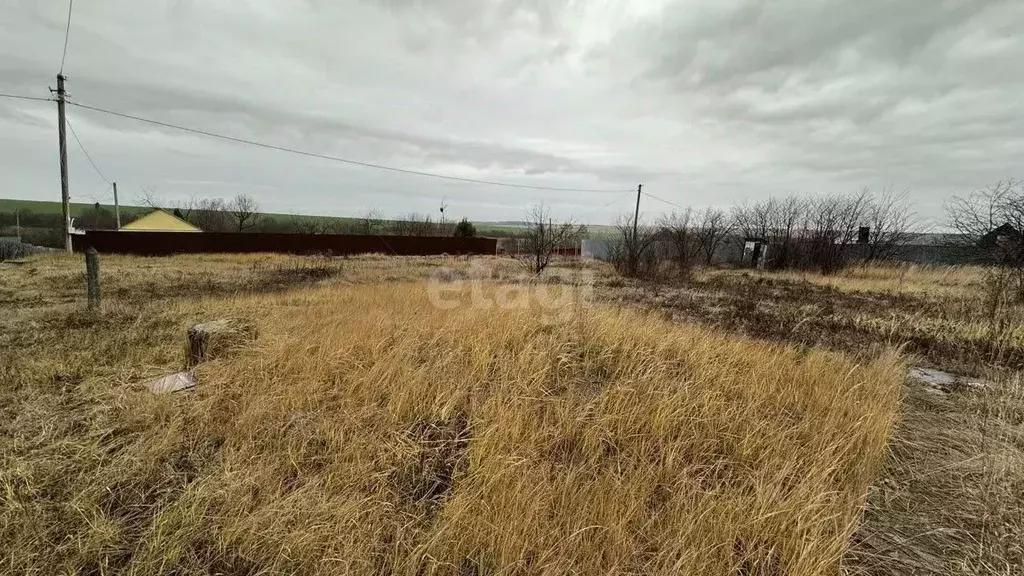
<box><xmin>642</xmin><ymin>190</ymin><xmax>687</xmax><ymax>211</ymax></box>
<box><xmin>66</xmin><ymin>100</ymin><xmax>631</xmax><ymax>194</ymax></box>
<box><xmin>66</xmin><ymin>117</ymin><xmax>111</xmax><ymax>184</ymax></box>
<box><xmin>59</xmin><ymin>0</ymin><xmax>75</xmax><ymax>74</ymax></box>
<box><xmin>579</xmin><ymin>190</ymin><xmax>633</xmax><ymax>219</ymax></box>
<box><xmin>0</xmin><ymin>92</ymin><xmax>53</xmax><ymax>103</ymax></box>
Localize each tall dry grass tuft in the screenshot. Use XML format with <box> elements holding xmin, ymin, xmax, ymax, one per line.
<box><xmin>740</xmin><ymin>262</ymin><xmax>986</xmax><ymax>297</ymax></box>
<box><xmin>849</xmin><ymin>377</ymin><xmax>1024</xmax><ymax>575</ymax></box>
<box><xmin>1</xmin><ymin>278</ymin><xmax>903</xmax><ymax>575</ymax></box>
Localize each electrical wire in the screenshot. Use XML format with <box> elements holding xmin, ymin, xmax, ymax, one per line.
<box><xmin>579</xmin><ymin>190</ymin><xmax>633</xmax><ymax>219</ymax></box>
<box><xmin>66</xmin><ymin>100</ymin><xmax>632</xmax><ymax>193</ymax></box>
<box><xmin>642</xmin><ymin>190</ymin><xmax>687</xmax><ymax>210</ymax></box>
<box><xmin>66</xmin><ymin>117</ymin><xmax>111</xmax><ymax>184</ymax></box>
<box><xmin>59</xmin><ymin>0</ymin><xmax>75</xmax><ymax>74</ymax></box>
<box><xmin>0</xmin><ymin>93</ymin><xmax>53</xmax><ymax>103</ymax></box>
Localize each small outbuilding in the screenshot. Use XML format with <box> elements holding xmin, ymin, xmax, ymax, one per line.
<box><xmin>742</xmin><ymin>237</ymin><xmax>769</xmax><ymax>269</ymax></box>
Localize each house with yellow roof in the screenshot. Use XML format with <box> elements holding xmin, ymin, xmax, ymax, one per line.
<box><xmin>120</xmin><ymin>209</ymin><xmax>202</xmax><ymax>232</ymax></box>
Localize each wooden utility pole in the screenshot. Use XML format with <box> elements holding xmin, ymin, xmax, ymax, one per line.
<box><xmin>113</xmin><ymin>181</ymin><xmax>121</xmax><ymax>230</ymax></box>
<box><xmin>632</xmin><ymin>183</ymin><xmax>642</xmax><ymax>242</ymax></box>
<box><xmin>53</xmin><ymin>74</ymin><xmax>72</xmax><ymax>252</ymax></box>
<box><xmin>14</xmin><ymin>210</ymin><xmax>19</xmax><ymax>239</ymax></box>
<box><xmin>631</xmin><ymin>183</ymin><xmax>643</xmax><ymax>274</ymax></box>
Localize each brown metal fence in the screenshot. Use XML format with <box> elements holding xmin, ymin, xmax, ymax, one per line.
<box><xmin>72</xmin><ymin>231</ymin><xmax>497</xmax><ymax>257</ymax></box>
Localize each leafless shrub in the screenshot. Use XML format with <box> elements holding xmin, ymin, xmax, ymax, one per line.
<box><xmin>865</xmin><ymin>186</ymin><xmax>917</xmax><ymax>261</ymax></box>
<box><xmin>188</xmin><ymin>198</ymin><xmax>231</xmax><ymax>232</ymax></box>
<box><xmin>732</xmin><ymin>197</ymin><xmax>806</xmax><ymax>270</ymax></box>
<box><xmin>949</xmin><ymin>180</ymin><xmax>1024</xmax><ymax>355</ymax></box>
<box><xmin>356</xmin><ymin>208</ymin><xmax>384</xmax><ymax>236</ymax></box>
<box><xmin>658</xmin><ymin>209</ymin><xmax>699</xmax><ymax>278</ymax></box>
<box><xmin>804</xmin><ymin>190</ymin><xmax>870</xmax><ymax>275</ymax></box>
<box><xmin>693</xmin><ymin>207</ymin><xmax>734</xmax><ymax>266</ymax></box>
<box><xmin>291</xmin><ymin>217</ymin><xmax>342</xmax><ymax>235</ymax></box>
<box><xmin>0</xmin><ymin>241</ymin><xmax>43</xmax><ymax>261</ymax></box>
<box><xmin>731</xmin><ymin>192</ymin><xmax>873</xmax><ymax>274</ymax></box>
<box><xmin>517</xmin><ymin>204</ymin><xmax>583</xmax><ymax>275</ymax></box>
<box><xmin>949</xmin><ymin>179</ymin><xmax>1024</xmax><ymax>282</ymax></box>
<box><xmin>391</xmin><ymin>213</ymin><xmax>438</xmax><ymax>237</ymax></box>
<box><xmin>609</xmin><ymin>213</ymin><xmax>663</xmax><ymax>279</ymax></box>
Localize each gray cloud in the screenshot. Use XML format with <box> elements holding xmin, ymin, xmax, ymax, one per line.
<box><xmin>1</xmin><ymin>0</ymin><xmax>1023</xmax><ymax>224</ymax></box>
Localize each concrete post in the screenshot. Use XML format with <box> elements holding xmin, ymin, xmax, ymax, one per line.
<box><xmin>85</xmin><ymin>247</ymin><xmax>100</xmax><ymax>311</ymax></box>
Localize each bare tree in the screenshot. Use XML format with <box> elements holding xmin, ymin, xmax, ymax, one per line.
<box><xmin>391</xmin><ymin>213</ymin><xmax>437</xmax><ymax>236</ymax></box>
<box><xmin>864</xmin><ymin>186</ymin><xmax>917</xmax><ymax>261</ymax></box>
<box><xmin>137</xmin><ymin>185</ymin><xmax>165</xmax><ymax>211</ymax></box>
<box><xmin>610</xmin><ymin>213</ymin><xmax>662</xmax><ymax>278</ymax></box>
<box><xmin>732</xmin><ymin>200</ymin><xmax>770</xmax><ymax>242</ymax></box>
<box><xmin>136</xmin><ymin>190</ymin><xmax>232</xmax><ymax>232</ymax></box>
<box><xmin>390</xmin><ymin>217</ymin><xmax>412</xmax><ymax>236</ymax></box>
<box><xmin>732</xmin><ymin>197</ymin><xmax>806</xmax><ymax>269</ymax></box>
<box><xmin>948</xmin><ymin>179</ymin><xmax>1024</xmax><ymax>354</ymax></box>
<box><xmin>948</xmin><ymin>179</ymin><xmax>1024</xmax><ymax>263</ymax></box>
<box><xmin>805</xmin><ymin>190</ymin><xmax>871</xmax><ymax>274</ymax></box>
<box><xmin>291</xmin><ymin>216</ymin><xmax>341</xmax><ymax>235</ymax></box>
<box><xmin>228</xmin><ymin>193</ymin><xmax>261</xmax><ymax>232</ymax></box>
<box><xmin>949</xmin><ymin>179</ymin><xmax>1024</xmax><ymax>280</ymax></box>
<box><xmin>768</xmin><ymin>197</ymin><xmax>808</xmax><ymax>269</ymax></box>
<box><xmin>519</xmin><ymin>204</ymin><xmax>582</xmax><ymax>274</ymax></box>
<box><xmin>658</xmin><ymin>208</ymin><xmax>699</xmax><ymax>275</ymax></box>
<box><xmin>190</xmin><ymin>197</ymin><xmax>230</xmax><ymax>232</ymax></box>
<box><xmin>356</xmin><ymin>208</ymin><xmax>384</xmax><ymax>235</ymax></box>
<box><xmin>693</xmin><ymin>207</ymin><xmax>734</xmax><ymax>266</ymax></box>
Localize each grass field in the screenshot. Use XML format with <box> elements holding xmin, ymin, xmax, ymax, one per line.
<box><xmin>1</xmin><ymin>255</ymin><xmax>1021</xmax><ymax>574</ymax></box>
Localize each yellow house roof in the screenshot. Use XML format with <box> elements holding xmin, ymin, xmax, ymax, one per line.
<box><xmin>120</xmin><ymin>209</ymin><xmax>202</xmax><ymax>232</ymax></box>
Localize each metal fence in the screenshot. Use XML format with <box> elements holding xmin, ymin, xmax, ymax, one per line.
<box><xmin>72</xmin><ymin>231</ymin><xmax>497</xmax><ymax>257</ymax></box>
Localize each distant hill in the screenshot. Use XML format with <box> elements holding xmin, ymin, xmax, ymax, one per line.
<box><xmin>0</xmin><ymin>198</ymin><xmax>529</xmax><ymax>235</ymax></box>
<box><xmin>0</xmin><ymin>198</ymin><xmax>135</xmax><ymax>216</ymax></box>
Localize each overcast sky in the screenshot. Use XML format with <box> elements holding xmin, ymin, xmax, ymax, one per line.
<box><xmin>1</xmin><ymin>0</ymin><xmax>1021</xmax><ymax>224</ymax></box>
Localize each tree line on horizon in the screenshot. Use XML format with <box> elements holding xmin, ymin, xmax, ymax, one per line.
<box><xmin>0</xmin><ymin>192</ymin><xmax>483</xmax><ymax>248</ymax></box>
<box><xmin>6</xmin><ymin>181</ymin><xmax>1024</xmax><ymax>273</ymax></box>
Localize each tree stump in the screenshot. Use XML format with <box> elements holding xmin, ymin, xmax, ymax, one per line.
<box><xmin>186</xmin><ymin>319</ymin><xmax>256</xmax><ymax>367</ymax></box>
<box><xmin>187</xmin><ymin>320</ymin><xmax>226</xmax><ymax>367</ymax></box>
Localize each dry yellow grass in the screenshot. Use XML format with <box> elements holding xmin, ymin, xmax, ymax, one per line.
<box><xmin>752</xmin><ymin>263</ymin><xmax>984</xmax><ymax>297</ymax></box>
<box><xmin>850</xmin><ymin>377</ymin><xmax>1024</xmax><ymax>575</ymax></box>
<box><xmin>0</xmin><ymin>255</ymin><xmax>903</xmax><ymax>575</ymax></box>
<box><xmin>597</xmin><ymin>259</ymin><xmax>1024</xmax><ymax>574</ymax></box>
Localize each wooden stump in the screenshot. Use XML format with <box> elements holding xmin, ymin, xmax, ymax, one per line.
<box><xmin>187</xmin><ymin>320</ymin><xmax>227</xmax><ymax>367</ymax></box>
<box><xmin>186</xmin><ymin>319</ymin><xmax>255</xmax><ymax>367</ymax></box>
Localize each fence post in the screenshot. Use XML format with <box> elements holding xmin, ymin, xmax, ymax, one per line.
<box><xmin>85</xmin><ymin>247</ymin><xmax>100</xmax><ymax>311</ymax></box>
